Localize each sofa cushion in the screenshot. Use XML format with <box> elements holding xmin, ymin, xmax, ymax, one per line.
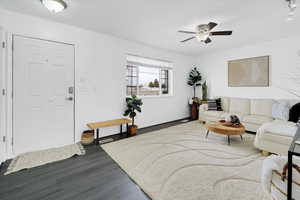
<box><xmin>272</xmin><ymin>101</ymin><xmax>290</xmax><ymax>121</ymax></box>
<box><xmin>257</xmin><ymin>131</ymin><xmax>294</xmax><ymax>145</ymax></box>
<box><xmin>202</xmin><ymin>111</ymin><xmax>225</xmax><ymax>118</ymax></box>
<box><xmin>259</xmin><ymin>120</ymin><xmax>297</xmax><ymax>137</ymax></box>
<box><xmin>207</xmin><ymin>98</ymin><xmax>222</xmax><ymax>111</ymax></box>
<box><xmin>220</xmin><ymin>97</ymin><xmax>230</xmax><ymax>112</ymax></box>
<box><xmin>250</xmin><ymin>99</ymin><xmax>273</xmax><ymax>117</ymax></box>
<box><xmin>221</xmin><ymin>112</ymin><xmax>245</xmax><ymax>120</ymax></box>
<box><xmin>242</xmin><ymin>115</ymin><xmax>273</xmax><ymax>125</ymax></box>
<box><xmin>229</xmin><ymin>98</ymin><xmax>250</xmax><ymax>115</ymax></box>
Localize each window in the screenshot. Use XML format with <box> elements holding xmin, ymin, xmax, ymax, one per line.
<box><xmin>161</xmin><ymin>69</ymin><xmax>169</xmax><ymax>94</ymax></box>
<box><xmin>126</xmin><ymin>65</ymin><xmax>138</xmax><ymax>95</ymax></box>
<box><xmin>126</xmin><ymin>55</ymin><xmax>173</xmax><ymax>97</ymax></box>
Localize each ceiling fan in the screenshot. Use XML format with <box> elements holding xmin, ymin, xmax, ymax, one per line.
<box><xmin>178</xmin><ymin>22</ymin><xmax>233</xmax><ymax>44</ymax></box>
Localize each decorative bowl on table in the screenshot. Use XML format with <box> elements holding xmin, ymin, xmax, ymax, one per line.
<box><xmin>219</xmin><ymin>117</ymin><xmax>243</xmax><ymax>128</ymax></box>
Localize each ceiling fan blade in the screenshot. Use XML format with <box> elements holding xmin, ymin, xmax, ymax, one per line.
<box><xmin>204</xmin><ymin>37</ymin><xmax>212</xmax><ymax>44</ymax></box>
<box><xmin>181</xmin><ymin>37</ymin><xmax>196</xmax><ymax>42</ymax></box>
<box><xmin>178</xmin><ymin>30</ymin><xmax>197</xmax><ymax>34</ymax></box>
<box><xmin>210</xmin><ymin>31</ymin><xmax>233</xmax><ymax>36</ymax></box>
<box><xmin>208</xmin><ymin>22</ymin><xmax>218</xmax><ymax>30</ymax></box>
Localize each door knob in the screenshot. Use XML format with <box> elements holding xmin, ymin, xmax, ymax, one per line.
<box><xmin>66</xmin><ymin>97</ymin><xmax>73</xmax><ymax>101</ymax></box>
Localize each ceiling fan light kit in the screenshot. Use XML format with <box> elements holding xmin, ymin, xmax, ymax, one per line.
<box><xmin>41</xmin><ymin>0</ymin><xmax>67</xmax><ymax>13</ymax></box>
<box><xmin>178</xmin><ymin>22</ymin><xmax>232</xmax><ymax>44</ymax></box>
<box><xmin>195</xmin><ymin>24</ymin><xmax>210</xmax><ymax>41</ymax></box>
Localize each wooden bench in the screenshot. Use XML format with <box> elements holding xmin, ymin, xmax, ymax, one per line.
<box><xmin>87</xmin><ymin>118</ymin><xmax>132</xmax><ymax>145</ymax></box>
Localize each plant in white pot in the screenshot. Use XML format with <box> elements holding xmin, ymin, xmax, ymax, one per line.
<box><xmin>123</xmin><ymin>95</ymin><xmax>143</xmax><ymax>136</ymax></box>
<box><xmin>187</xmin><ymin>67</ymin><xmax>202</xmax><ymax>99</ymax></box>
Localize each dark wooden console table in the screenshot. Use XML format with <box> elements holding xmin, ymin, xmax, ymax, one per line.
<box><xmin>287</xmin><ymin>125</ymin><xmax>300</xmax><ymax>200</ymax></box>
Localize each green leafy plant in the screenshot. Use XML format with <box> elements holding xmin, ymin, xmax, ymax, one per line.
<box><xmin>123</xmin><ymin>95</ymin><xmax>143</xmax><ymax>126</ymax></box>
<box><xmin>187</xmin><ymin>67</ymin><xmax>202</xmax><ymax>98</ymax></box>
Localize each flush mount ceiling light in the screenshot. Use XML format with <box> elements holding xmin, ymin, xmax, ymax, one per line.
<box><xmin>41</xmin><ymin>0</ymin><xmax>67</xmax><ymax>13</ymax></box>
<box><xmin>286</xmin><ymin>0</ymin><xmax>297</xmax><ymax>21</ymax></box>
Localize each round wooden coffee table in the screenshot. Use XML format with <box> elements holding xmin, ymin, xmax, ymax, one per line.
<box><xmin>204</xmin><ymin>121</ymin><xmax>246</xmax><ymax>145</ymax></box>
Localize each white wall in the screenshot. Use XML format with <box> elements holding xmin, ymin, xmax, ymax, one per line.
<box><xmin>196</xmin><ymin>36</ymin><xmax>300</xmax><ymax>100</ymax></box>
<box><xmin>0</xmin><ymin>8</ymin><xmax>195</xmax><ymax>158</ymax></box>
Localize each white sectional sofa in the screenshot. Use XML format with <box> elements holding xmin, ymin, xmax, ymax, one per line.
<box><xmin>199</xmin><ymin>97</ymin><xmax>298</xmax><ymax>155</ymax></box>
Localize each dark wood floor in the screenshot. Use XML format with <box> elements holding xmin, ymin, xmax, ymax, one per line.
<box><xmin>0</xmin><ymin>118</ymin><xmax>189</xmax><ymax>200</ymax></box>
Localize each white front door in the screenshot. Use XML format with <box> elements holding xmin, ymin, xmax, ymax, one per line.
<box><xmin>0</xmin><ymin>28</ymin><xmax>6</xmax><ymax>162</ymax></box>
<box><xmin>13</xmin><ymin>36</ymin><xmax>75</xmax><ymax>155</ymax></box>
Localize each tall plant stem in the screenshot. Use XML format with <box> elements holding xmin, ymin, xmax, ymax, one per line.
<box><xmin>193</xmin><ymin>86</ymin><xmax>196</xmax><ymax>98</ymax></box>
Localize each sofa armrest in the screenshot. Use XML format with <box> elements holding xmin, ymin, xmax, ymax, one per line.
<box><xmin>199</xmin><ymin>104</ymin><xmax>208</xmax><ymax>112</ymax></box>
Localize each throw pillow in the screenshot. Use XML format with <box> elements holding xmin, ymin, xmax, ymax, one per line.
<box><xmin>289</xmin><ymin>102</ymin><xmax>300</xmax><ymax>123</ymax></box>
<box><xmin>272</xmin><ymin>102</ymin><xmax>290</xmax><ymax>121</ymax></box>
<box><xmin>208</xmin><ymin>98</ymin><xmax>222</xmax><ymax>111</ymax></box>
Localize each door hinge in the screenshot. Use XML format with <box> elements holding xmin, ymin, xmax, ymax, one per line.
<box><xmin>2</xmin><ymin>42</ymin><xmax>5</xmax><ymax>49</ymax></box>
<box><xmin>2</xmin><ymin>89</ymin><xmax>6</xmax><ymax>96</ymax></box>
<box><xmin>2</xmin><ymin>136</ymin><xmax>5</xmax><ymax>143</ymax></box>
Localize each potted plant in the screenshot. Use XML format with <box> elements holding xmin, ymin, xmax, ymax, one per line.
<box><xmin>187</xmin><ymin>67</ymin><xmax>202</xmax><ymax>99</ymax></box>
<box><xmin>123</xmin><ymin>95</ymin><xmax>143</xmax><ymax>136</ymax></box>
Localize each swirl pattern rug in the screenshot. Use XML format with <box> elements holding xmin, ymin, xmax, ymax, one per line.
<box><xmin>102</xmin><ymin>121</ymin><xmax>271</xmax><ymax>200</ymax></box>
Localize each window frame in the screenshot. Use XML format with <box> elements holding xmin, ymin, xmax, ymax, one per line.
<box><xmin>126</xmin><ymin>64</ymin><xmax>173</xmax><ymax>98</ymax></box>
<box><xmin>126</xmin><ymin>65</ymin><xmax>138</xmax><ymax>96</ymax></box>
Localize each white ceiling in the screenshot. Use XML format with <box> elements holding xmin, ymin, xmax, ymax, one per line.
<box><xmin>0</xmin><ymin>0</ymin><xmax>300</xmax><ymax>56</ymax></box>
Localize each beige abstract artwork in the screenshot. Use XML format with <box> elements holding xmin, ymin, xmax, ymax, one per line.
<box><xmin>228</xmin><ymin>56</ymin><xmax>269</xmax><ymax>87</ymax></box>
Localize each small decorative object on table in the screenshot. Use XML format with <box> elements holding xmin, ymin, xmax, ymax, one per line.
<box><xmin>225</xmin><ymin>115</ymin><xmax>241</xmax><ymax>126</ymax></box>
<box><xmin>123</xmin><ymin>95</ymin><xmax>143</xmax><ymax>136</ymax></box>
<box><xmin>81</xmin><ymin>130</ymin><xmax>94</xmax><ymax>145</ymax></box>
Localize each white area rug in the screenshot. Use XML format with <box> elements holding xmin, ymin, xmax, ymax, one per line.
<box><xmin>5</xmin><ymin>143</ymin><xmax>85</xmax><ymax>175</ymax></box>
<box><xmin>102</xmin><ymin>121</ymin><xmax>271</xmax><ymax>200</ymax></box>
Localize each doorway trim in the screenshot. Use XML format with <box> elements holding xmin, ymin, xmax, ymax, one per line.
<box><xmin>0</xmin><ymin>27</ymin><xmax>7</xmax><ymax>163</ymax></box>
